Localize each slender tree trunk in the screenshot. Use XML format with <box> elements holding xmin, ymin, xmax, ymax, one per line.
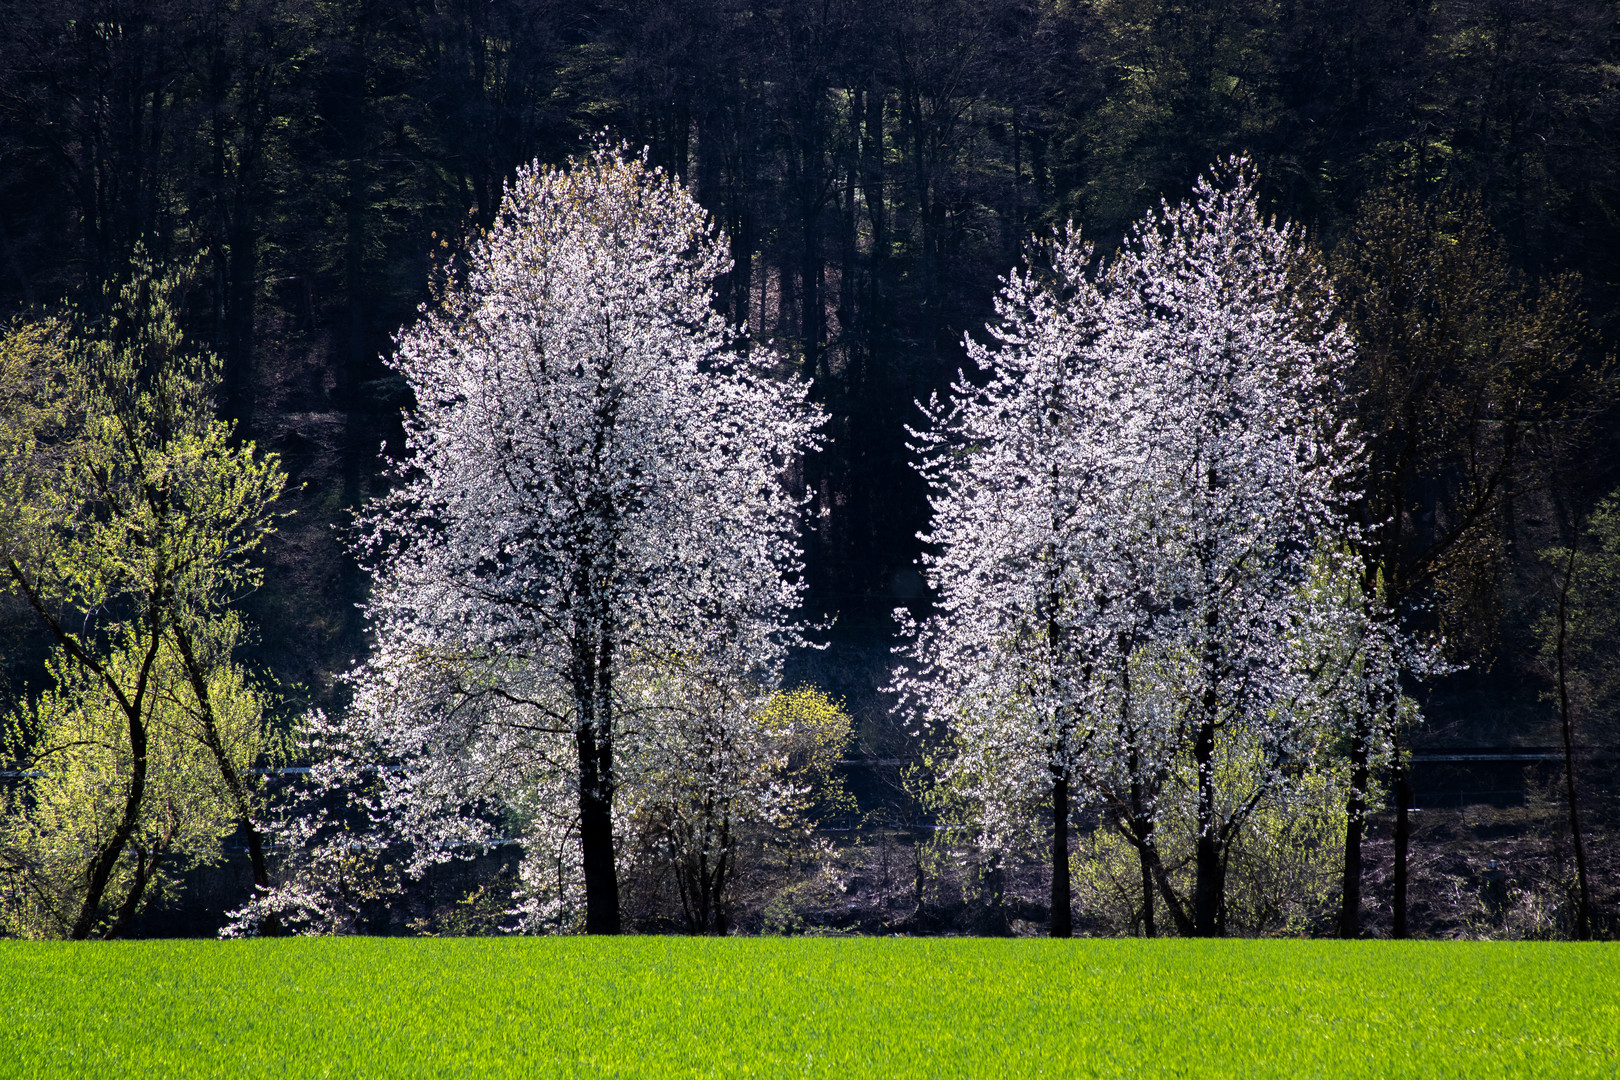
<box><xmin>913</xmin><ymin>826</ymin><xmax>927</xmax><ymax>917</ymax></box>
<box><xmin>68</xmin><ymin>621</ymin><xmax>166</xmax><ymax>940</ymax></box>
<box><xmin>839</xmin><ymin>90</ymin><xmax>858</xmax><ymax>362</ymax></box>
<box><xmin>1050</xmin><ymin>766</ymin><xmax>1072</xmax><ymax>938</ymax></box>
<box><xmin>712</xmin><ymin>811</ymin><xmax>732</xmax><ymax>936</ymax></box>
<box><xmin>1128</xmin><ymin>827</ymin><xmax>1193</xmax><ymax>936</ymax></box>
<box><xmin>862</xmin><ymin>79</ymin><xmax>885</xmax><ymax>346</ymax></box>
<box><xmin>104</xmin><ymin>833</ymin><xmax>171</xmax><ymax>939</ymax></box>
<box><xmin>801</xmin><ymin>195</ymin><xmax>822</xmax><ymax>382</ymax></box>
<box><xmin>1391</xmin><ymin>744</ymin><xmax>1411</xmax><ymax>939</ymax></box>
<box><xmin>1139</xmin><ymin>844</ymin><xmax>1156</xmax><ymax>938</ymax></box>
<box><xmin>1193</xmin><ymin>710</ymin><xmax>1223</xmax><ymax>937</ymax></box>
<box><xmin>1339</xmin><ymin>709</ymin><xmax>1372</xmax><ymax>938</ymax></box>
<box><xmin>6</xmin><ymin>565</ymin><xmax>163</xmax><ymax>942</ymax></box>
<box><xmin>71</xmin><ymin>715</ymin><xmax>149</xmax><ymax>939</ymax></box>
<box><xmin>1193</xmin><ymin>591</ymin><xmax>1224</xmax><ymax>937</ymax></box>
<box><xmin>674</xmin><ymin>822</ymin><xmax>694</xmax><ymax>929</ymax></box>
<box><xmin>170</xmin><ymin>623</ymin><xmax>279</xmax><ymax>933</ymax></box>
<box><xmin>225</xmin><ymin>222</ymin><xmax>257</xmax><ymax>428</ymax></box>
<box><xmin>1553</xmin><ymin>539</ymin><xmax>1592</xmax><ymax>940</ymax></box>
<box><xmin>1118</xmin><ymin>656</ymin><xmax>1156</xmax><ymax>937</ymax></box>
<box><xmin>696</xmin><ymin>837</ymin><xmax>712</xmax><ymax>933</ymax></box>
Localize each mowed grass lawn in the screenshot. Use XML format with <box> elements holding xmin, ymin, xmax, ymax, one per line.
<box><xmin>0</xmin><ymin>938</ymin><xmax>1614</xmax><ymax>1078</ymax></box>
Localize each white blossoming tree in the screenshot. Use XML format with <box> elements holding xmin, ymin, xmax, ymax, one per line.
<box><xmin>1107</xmin><ymin>163</ymin><xmax>1362</xmax><ymax>936</ymax></box>
<box><xmin>895</xmin><ymin>227</ymin><xmax>1163</xmax><ymax>937</ymax></box>
<box><xmin>321</xmin><ymin>146</ymin><xmax>821</xmax><ymax>935</ymax></box>
<box><xmin>900</xmin><ymin>160</ymin><xmax>1375</xmax><ymax>937</ymax></box>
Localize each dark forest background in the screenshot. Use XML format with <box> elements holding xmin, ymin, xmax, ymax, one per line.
<box><xmin>3</xmin><ymin>0</ymin><xmax>1620</xmax><ymax>934</ymax></box>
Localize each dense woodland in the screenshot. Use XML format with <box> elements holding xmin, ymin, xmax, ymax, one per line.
<box><xmin>2</xmin><ymin>0</ymin><xmax>1620</xmax><ymax>939</ymax></box>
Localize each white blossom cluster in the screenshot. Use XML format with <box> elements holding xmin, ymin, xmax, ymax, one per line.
<box><xmin>895</xmin><ymin>160</ymin><xmax>1431</xmax><ymax>925</ymax></box>
<box><xmin>230</xmin><ymin>145</ymin><xmax>822</xmax><ymax>934</ymax></box>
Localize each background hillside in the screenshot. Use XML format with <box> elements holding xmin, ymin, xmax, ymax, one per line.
<box><xmin>3</xmin><ymin>0</ymin><xmax>1618</xmax><ymax>935</ymax></box>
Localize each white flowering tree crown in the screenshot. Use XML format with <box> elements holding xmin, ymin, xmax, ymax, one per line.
<box><xmin>234</xmin><ymin>144</ymin><xmax>823</xmax><ymax>936</ymax></box>
<box><xmin>896</xmin><ymin>159</ymin><xmax>1411</xmax><ymax>936</ymax></box>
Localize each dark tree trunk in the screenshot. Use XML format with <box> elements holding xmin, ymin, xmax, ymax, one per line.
<box><xmin>577</xmin><ymin>723</ymin><xmax>621</xmax><ymax>935</ymax></box>
<box><xmin>1192</xmin><ymin>593</ymin><xmax>1224</xmax><ymax>937</ymax></box>
<box><xmin>861</xmin><ymin>78</ymin><xmax>886</xmax><ymax>340</ymax></box>
<box><xmin>70</xmin><ymin>719</ymin><xmax>148</xmax><ymax>941</ymax></box>
<box><xmin>1339</xmin><ymin>709</ymin><xmax>1372</xmax><ymax>938</ymax></box>
<box><xmin>104</xmin><ymin>837</ymin><xmax>170</xmax><ymax>939</ymax></box>
<box><xmin>801</xmin><ymin>192</ymin><xmax>823</xmax><ymax>382</ymax></box>
<box><xmin>71</xmin><ymin>766</ymin><xmax>147</xmax><ymax>937</ymax></box>
<box><xmin>1391</xmin><ymin>750</ymin><xmax>1412</xmax><ymax>939</ymax></box>
<box><xmin>1050</xmin><ymin>767</ymin><xmax>1072</xmax><ymax>938</ymax></box>
<box><xmin>1192</xmin><ymin>801</ymin><xmax>1224</xmax><ymax>936</ymax></box>
<box><xmin>1139</xmin><ymin>845</ymin><xmax>1156</xmax><ymax>937</ymax></box>
<box><xmin>223</xmin><ymin>223</ymin><xmax>257</xmax><ymax>427</ymax></box>
<box><xmin>170</xmin><ymin>621</ymin><xmax>281</xmax><ymax>935</ymax></box>
<box><xmin>1553</xmin><ymin>539</ymin><xmax>1592</xmax><ymax>940</ymax></box>
<box><xmin>571</xmin><ymin>620</ymin><xmax>620</xmax><ymax>934</ymax></box>
<box><xmin>1123</xmin><ymin>822</ymin><xmax>1193</xmax><ymax>936</ymax></box>
<box><xmin>66</xmin><ymin>620</ymin><xmax>166</xmax><ymax>941</ymax></box>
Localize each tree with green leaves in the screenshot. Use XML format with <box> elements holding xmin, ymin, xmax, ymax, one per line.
<box><xmin>1332</xmin><ymin>187</ymin><xmax>1590</xmax><ymax>938</ymax></box>
<box><xmin>1</xmin><ymin>620</ymin><xmax>274</xmax><ymax>938</ymax></box>
<box><xmin>0</xmin><ymin>252</ymin><xmax>286</xmax><ymax>938</ymax></box>
<box><xmin>1537</xmin><ymin>490</ymin><xmax>1620</xmax><ymax>940</ymax></box>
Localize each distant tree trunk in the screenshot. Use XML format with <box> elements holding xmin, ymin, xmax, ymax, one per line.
<box><xmin>778</xmin><ymin>248</ymin><xmax>796</xmax><ymax>342</ymax></box>
<box><xmin>223</xmin><ymin>222</ymin><xmax>257</xmax><ymax>427</ymax></box>
<box><xmin>1553</xmin><ymin>537</ymin><xmax>1592</xmax><ymax>940</ymax></box>
<box><xmin>861</xmin><ymin>79</ymin><xmax>886</xmax><ymax>340</ymax></box>
<box><xmin>801</xmin><ymin>191</ymin><xmax>823</xmax><ymax>383</ymax></box>
<box><xmin>838</xmin><ymin>95</ymin><xmax>858</xmax><ymax>369</ymax></box>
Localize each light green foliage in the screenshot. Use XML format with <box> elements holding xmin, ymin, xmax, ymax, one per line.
<box><xmin>0</xmin><ymin>938</ymin><xmax>1615</xmax><ymax>1077</ymax></box>
<box><xmin>1</xmin><ymin>619</ymin><xmax>274</xmax><ymax>938</ymax></box>
<box><xmin>1</xmin><ymin>251</ymin><xmax>286</xmax><ymax>641</ymax></box>
<box><xmin>19</xmin><ymin>260</ymin><xmax>285</xmax><ymax>624</ymax></box>
<box><xmin>755</xmin><ymin>685</ymin><xmax>856</xmax><ymax>826</ymax></box>
<box><xmin>1075</xmin><ymin>758</ymin><xmax>1355</xmax><ymax>937</ymax></box>
<box><xmin>0</xmin><ymin>320</ymin><xmax>71</xmax><ymax>594</ymax></box>
<box><xmin>618</xmin><ymin>681</ymin><xmax>854</xmax><ymax>933</ymax></box>
<box><xmin>0</xmin><ymin>250</ymin><xmax>286</xmax><ymax>938</ymax></box>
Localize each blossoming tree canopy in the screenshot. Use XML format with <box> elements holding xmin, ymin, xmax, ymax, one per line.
<box><xmin>898</xmin><ymin>158</ymin><xmax>1366</xmax><ymax>938</ymax></box>
<box><xmin>346</xmin><ymin>146</ymin><xmax>824</xmax><ymax>935</ymax></box>
<box><xmin>1107</xmin><ymin>163</ymin><xmax>1362</xmax><ymax>937</ymax></box>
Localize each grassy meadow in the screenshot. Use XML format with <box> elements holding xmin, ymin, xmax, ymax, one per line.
<box><xmin>0</xmin><ymin>937</ymin><xmax>1614</xmax><ymax>1078</ymax></box>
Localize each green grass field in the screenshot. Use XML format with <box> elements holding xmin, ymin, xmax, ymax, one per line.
<box><xmin>0</xmin><ymin>938</ymin><xmax>1614</xmax><ymax>1078</ymax></box>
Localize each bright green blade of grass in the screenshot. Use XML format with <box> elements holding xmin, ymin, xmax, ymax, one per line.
<box><xmin>1</xmin><ymin>938</ymin><xmax>1614</xmax><ymax>1078</ymax></box>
